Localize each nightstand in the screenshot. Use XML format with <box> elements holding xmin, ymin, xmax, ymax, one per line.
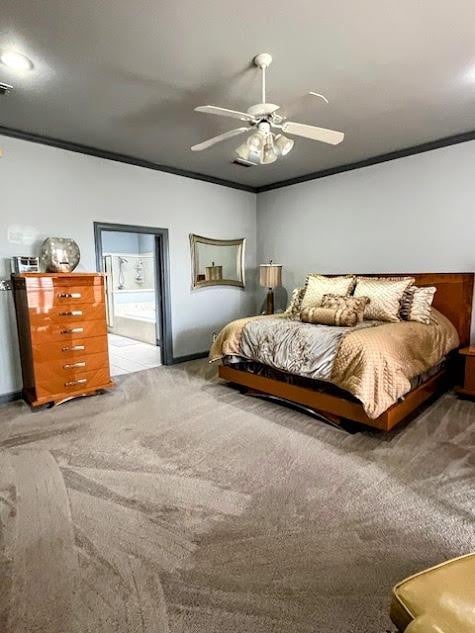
<box><xmin>455</xmin><ymin>346</ymin><xmax>475</xmax><ymax>398</ymax></box>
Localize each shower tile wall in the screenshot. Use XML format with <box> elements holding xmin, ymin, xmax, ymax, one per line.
<box><xmin>110</xmin><ymin>254</ymin><xmax>154</xmax><ymax>292</ymax></box>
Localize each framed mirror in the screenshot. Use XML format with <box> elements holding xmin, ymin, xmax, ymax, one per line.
<box><xmin>190</xmin><ymin>234</ymin><xmax>246</xmax><ymax>289</ymax></box>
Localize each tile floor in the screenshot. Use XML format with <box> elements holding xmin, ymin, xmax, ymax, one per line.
<box><xmin>108</xmin><ymin>333</ymin><xmax>162</xmax><ymax>377</ymax></box>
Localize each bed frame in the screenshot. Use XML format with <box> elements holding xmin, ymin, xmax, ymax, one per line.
<box><xmin>219</xmin><ymin>273</ymin><xmax>474</xmax><ymax>431</ymax></box>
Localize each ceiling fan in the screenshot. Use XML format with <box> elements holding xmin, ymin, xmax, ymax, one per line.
<box><xmin>191</xmin><ymin>53</ymin><xmax>344</xmax><ymax>165</ymax></box>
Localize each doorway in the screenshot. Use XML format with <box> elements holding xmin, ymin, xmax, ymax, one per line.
<box><xmin>94</xmin><ymin>222</ymin><xmax>172</xmax><ymax>374</ymax></box>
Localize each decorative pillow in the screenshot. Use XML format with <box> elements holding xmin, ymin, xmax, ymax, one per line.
<box><xmin>321</xmin><ymin>293</ymin><xmax>370</xmax><ymax>324</ymax></box>
<box><xmin>283</xmin><ymin>287</ymin><xmax>305</xmax><ymax>318</ymax></box>
<box><xmin>353</xmin><ymin>276</ymin><xmax>415</xmax><ymax>322</ymax></box>
<box><xmin>400</xmin><ymin>286</ymin><xmax>436</xmax><ymax>324</ymax></box>
<box><xmin>301</xmin><ymin>274</ymin><xmax>355</xmax><ymax>309</ymax></box>
<box><xmin>301</xmin><ymin>306</ymin><xmax>360</xmax><ymax>327</ymax></box>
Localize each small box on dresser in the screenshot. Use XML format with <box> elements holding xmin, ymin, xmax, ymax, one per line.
<box><xmin>12</xmin><ymin>272</ymin><xmax>114</xmax><ymax>407</ymax></box>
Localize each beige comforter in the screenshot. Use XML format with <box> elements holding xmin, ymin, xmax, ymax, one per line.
<box><xmin>209</xmin><ymin>309</ymin><xmax>459</xmax><ymax>419</ymax></box>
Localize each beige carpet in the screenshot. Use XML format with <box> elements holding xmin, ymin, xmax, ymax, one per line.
<box><xmin>0</xmin><ymin>360</ymin><xmax>474</xmax><ymax>633</ymax></box>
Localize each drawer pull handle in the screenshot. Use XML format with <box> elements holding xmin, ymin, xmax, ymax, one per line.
<box><xmin>61</xmin><ymin>327</ymin><xmax>84</xmax><ymax>334</ymax></box>
<box><xmin>61</xmin><ymin>344</ymin><xmax>85</xmax><ymax>352</ymax></box>
<box><xmin>63</xmin><ymin>361</ymin><xmax>86</xmax><ymax>369</ymax></box>
<box><xmin>60</xmin><ymin>310</ymin><xmax>83</xmax><ymax>317</ymax></box>
<box><xmin>59</xmin><ymin>292</ymin><xmax>82</xmax><ymax>299</ymax></box>
<box><xmin>64</xmin><ymin>378</ymin><xmax>87</xmax><ymax>387</ymax></box>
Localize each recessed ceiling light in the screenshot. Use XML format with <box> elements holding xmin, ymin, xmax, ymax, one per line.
<box><xmin>0</xmin><ymin>50</ymin><xmax>33</xmax><ymax>72</ymax></box>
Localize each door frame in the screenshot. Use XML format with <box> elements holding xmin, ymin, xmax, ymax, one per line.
<box><xmin>93</xmin><ymin>221</ymin><xmax>173</xmax><ymax>365</ymax></box>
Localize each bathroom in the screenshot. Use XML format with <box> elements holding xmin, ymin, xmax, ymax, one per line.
<box><xmin>100</xmin><ymin>230</ymin><xmax>161</xmax><ymax>376</ymax></box>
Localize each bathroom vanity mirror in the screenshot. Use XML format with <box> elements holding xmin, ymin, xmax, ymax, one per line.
<box><xmin>190</xmin><ymin>234</ymin><xmax>246</xmax><ymax>289</ymax></box>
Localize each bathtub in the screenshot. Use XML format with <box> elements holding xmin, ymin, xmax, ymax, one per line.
<box><xmin>110</xmin><ymin>297</ymin><xmax>158</xmax><ymax>345</ymax></box>
<box><xmin>118</xmin><ymin>303</ymin><xmax>156</xmax><ymax>323</ymax></box>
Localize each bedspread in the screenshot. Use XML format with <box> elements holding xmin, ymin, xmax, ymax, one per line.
<box><xmin>239</xmin><ymin>317</ymin><xmax>373</xmax><ymax>381</ymax></box>
<box><xmin>209</xmin><ymin>309</ymin><xmax>458</xmax><ymax>419</ymax></box>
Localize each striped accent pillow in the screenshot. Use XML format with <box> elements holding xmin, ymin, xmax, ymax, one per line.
<box><xmin>400</xmin><ymin>286</ymin><xmax>436</xmax><ymax>324</ymax></box>
<box><xmin>284</xmin><ymin>287</ymin><xmax>305</xmax><ymax>319</ymax></box>
<box><xmin>301</xmin><ymin>305</ymin><xmax>360</xmax><ymax>327</ymax></box>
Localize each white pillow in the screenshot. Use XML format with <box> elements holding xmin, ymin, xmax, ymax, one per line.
<box><xmin>353</xmin><ymin>276</ymin><xmax>414</xmax><ymax>322</ymax></box>
<box><xmin>301</xmin><ymin>274</ymin><xmax>355</xmax><ymax>309</ymax></box>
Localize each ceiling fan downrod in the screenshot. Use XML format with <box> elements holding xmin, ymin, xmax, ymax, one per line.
<box><xmin>253</xmin><ymin>53</ymin><xmax>272</xmax><ymax>105</ymax></box>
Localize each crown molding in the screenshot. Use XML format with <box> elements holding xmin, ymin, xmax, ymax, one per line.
<box><xmin>256</xmin><ymin>129</ymin><xmax>475</xmax><ymax>193</ymax></box>
<box><xmin>2</xmin><ymin>124</ymin><xmax>475</xmax><ymax>195</ymax></box>
<box><xmin>0</xmin><ymin>125</ymin><xmax>255</xmax><ymax>193</ymax></box>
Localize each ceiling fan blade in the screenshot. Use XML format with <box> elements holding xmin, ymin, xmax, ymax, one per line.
<box><xmin>274</xmin><ymin>92</ymin><xmax>329</xmax><ymax>119</ymax></box>
<box><xmin>308</xmin><ymin>91</ymin><xmax>329</xmax><ymax>104</ymax></box>
<box><xmin>191</xmin><ymin>127</ymin><xmax>249</xmax><ymax>152</ymax></box>
<box><xmin>194</xmin><ymin>105</ymin><xmax>256</xmax><ymax>122</ymax></box>
<box><xmin>282</xmin><ymin>121</ymin><xmax>344</xmax><ymax>145</ymax></box>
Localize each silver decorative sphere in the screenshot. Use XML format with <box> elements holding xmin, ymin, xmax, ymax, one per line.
<box><xmin>40</xmin><ymin>237</ymin><xmax>80</xmax><ymax>273</ymax></box>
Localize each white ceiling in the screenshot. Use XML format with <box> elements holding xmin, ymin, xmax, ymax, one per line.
<box><xmin>1</xmin><ymin>0</ymin><xmax>475</xmax><ymax>189</ymax></box>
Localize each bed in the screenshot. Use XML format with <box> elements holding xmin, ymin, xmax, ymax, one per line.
<box><xmin>211</xmin><ymin>273</ymin><xmax>474</xmax><ymax>431</ymax></box>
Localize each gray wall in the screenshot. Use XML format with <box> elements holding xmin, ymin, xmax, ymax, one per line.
<box><xmin>0</xmin><ymin>134</ymin><xmax>256</xmax><ymax>397</ymax></box>
<box><xmin>257</xmin><ymin>141</ymin><xmax>475</xmax><ymax>312</ymax></box>
<box><xmin>4</xmin><ymin>133</ymin><xmax>475</xmax><ymax>398</ymax></box>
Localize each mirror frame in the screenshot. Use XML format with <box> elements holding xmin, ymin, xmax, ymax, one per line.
<box><xmin>190</xmin><ymin>233</ymin><xmax>246</xmax><ymax>289</ymax></box>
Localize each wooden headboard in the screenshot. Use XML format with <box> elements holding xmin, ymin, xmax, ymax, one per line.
<box><xmin>331</xmin><ymin>273</ymin><xmax>474</xmax><ymax>346</ymax></box>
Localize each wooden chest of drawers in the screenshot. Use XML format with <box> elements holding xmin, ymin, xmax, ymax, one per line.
<box><xmin>12</xmin><ymin>272</ymin><xmax>114</xmax><ymax>407</ymax></box>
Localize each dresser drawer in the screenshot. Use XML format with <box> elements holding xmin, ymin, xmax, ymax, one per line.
<box><xmin>35</xmin><ymin>366</ymin><xmax>111</xmax><ymax>399</ymax></box>
<box><xmin>31</xmin><ymin>319</ymin><xmax>107</xmax><ymax>344</ymax></box>
<box><xmin>27</xmin><ymin>286</ymin><xmax>104</xmax><ymax>309</ymax></box>
<box><xmin>32</xmin><ymin>336</ymin><xmax>108</xmax><ymax>362</ymax></box>
<box><xmin>25</xmin><ymin>275</ymin><xmax>104</xmax><ymax>288</ymax></box>
<box><xmin>36</xmin><ymin>351</ymin><xmax>109</xmax><ymax>379</ymax></box>
<box><xmin>29</xmin><ymin>302</ymin><xmax>106</xmax><ymax>325</ymax></box>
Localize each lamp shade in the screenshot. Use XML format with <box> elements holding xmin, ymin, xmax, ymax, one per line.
<box><xmin>275</xmin><ymin>134</ymin><xmax>294</xmax><ymax>156</ymax></box>
<box><xmin>260</xmin><ymin>262</ymin><xmax>282</xmax><ymax>288</ymax></box>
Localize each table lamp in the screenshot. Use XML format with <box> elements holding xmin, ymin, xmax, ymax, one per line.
<box><xmin>260</xmin><ymin>260</ymin><xmax>282</xmax><ymax>314</ymax></box>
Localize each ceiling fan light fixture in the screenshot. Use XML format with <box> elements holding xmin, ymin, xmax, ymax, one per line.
<box><xmin>237</xmin><ymin>130</ymin><xmax>282</xmax><ymax>165</ymax></box>
<box><xmin>274</xmin><ymin>134</ymin><xmax>294</xmax><ymax>156</ymax></box>
<box><xmin>235</xmin><ymin>142</ymin><xmax>251</xmax><ymax>161</ymax></box>
<box><xmin>236</xmin><ymin>141</ymin><xmax>261</xmax><ymax>164</ymax></box>
<box><xmin>262</xmin><ymin>150</ymin><xmax>278</xmax><ymax>164</ymax></box>
<box><xmin>261</xmin><ymin>135</ymin><xmax>278</xmax><ymax>165</ymax></box>
<box><xmin>247</xmin><ymin>131</ymin><xmax>265</xmax><ymax>151</ymax></box>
